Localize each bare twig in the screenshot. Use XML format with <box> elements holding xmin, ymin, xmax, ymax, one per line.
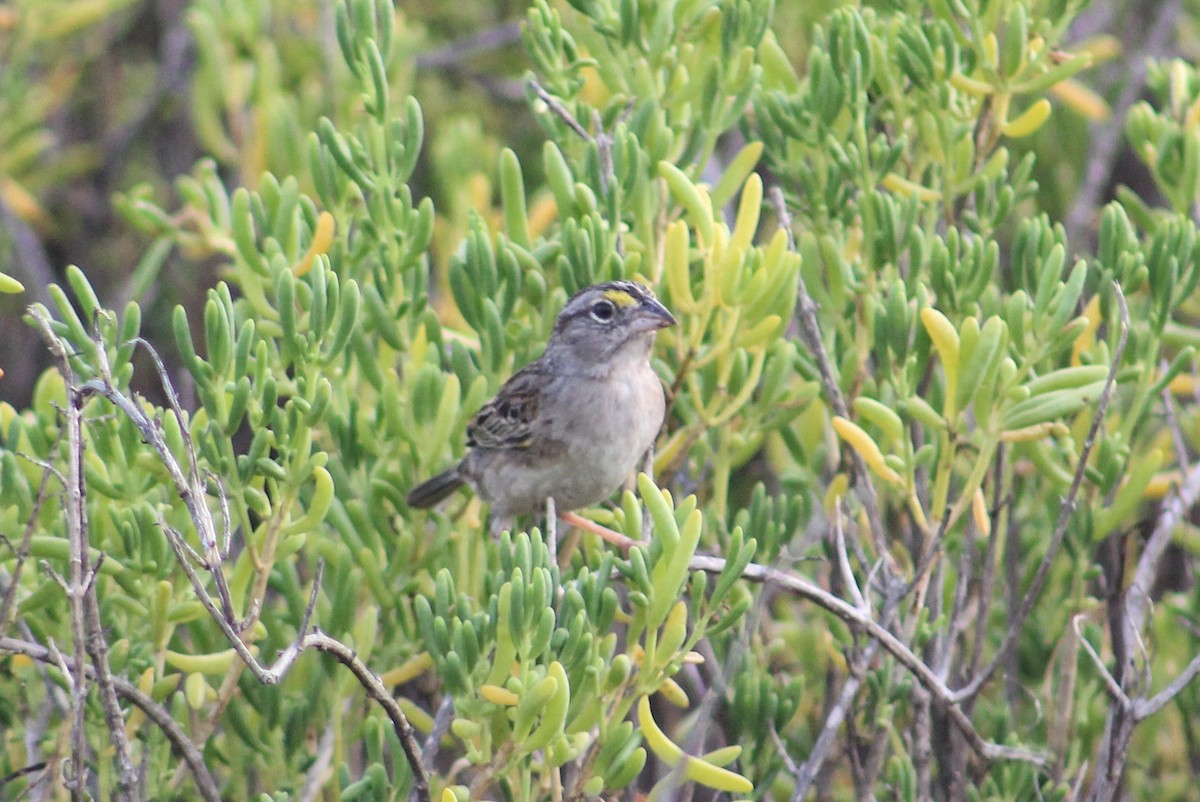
<box><xmin>1071</xmin><ymin>762</ymin><xmax>1091</xmax><ymax>800</ymax></box>
<box><xmin>38</xmin><ymin>344</ymin><xmax>93</xmax><ymax>802</ymax></box>
<box><xmin>954</xmin><ymin>282</ymin><xmax>1130</xmax><ymax>704</ymax></box>
<box><xmin>769</xmin><ymin>184</ymin><xmax>892</xmax><ymax>568</ymax></box>
<box><xmin>1134</xmin><ymin>650</ymin><xmax>1200</xmax><ymax>720</ymax></box>
<box><xmin>567</xmin><ymin>501</ymin><xmax>1045</xmax><ymax>767</ymax></box>
<box><xmin>28</xmin><ymin>309</ymin><xmax>432</xmax><ymax>802</ymax></box>
<box><xmin>422</xmin><ymin>696</ymin><xmax>455</xmax><ymax>767</ymax></box>
<box><xmin>164</xmin><ymin>467</ymin><xmax>430</xmax><ymax>796</ymax></box>
<box><xmin>1073</xmin><ymin>615</ymin><xmax>1131</xmax><ymax>709</ymax></box>
<box><xmin>0</xmin><ymin>440</ymin><xmax>64</xmax><ymax>637</ymax></box>
<box><xmin>0</xmin><ymin>635</ymin><xmax>220</xmax><ymax>802</ymax></box>
<box><xmin>833</xmin><ymin>510</ymin><xmax>867</xmax><ymax>611</ymax></box>
<box><xmin>527</xmin><ymin>77</ymin><xmax>624</xmax><ymax>250</ymax></box>
<box><xmin>299</xmin><ymin>721</ymin><xmax>337</xmax><ymax>802</ymax></box>
<box><xmin>559</xmin><ymin>510</ymin><xmax>640</xmax><ymax>550</ymax></box>
<box><xmin>593</xmin><ymin>109</ymin><xmax>613</xmax><ymax>199</ymax></box>
<box><xmin>119</xmin><ymin>337</ymin><xmax>246</xmax><ymax>629</ymax></box>
<box><xmin>73</xmin><ymin>414</ymin><xmax>137</xmax><ymax>798</ymax></box>
<box><xmin>1085</xmin><ymin>350</ymin><xmax>1200</xmax><ymax>800</ymax></box>
<box><xmin>0</xmin><ymin>761</ymin><xmax>49</xmax><ymax>793</ymax></box>
<box><xmin>1125</xmin><ymin>439</ymin><xmax>1200</xmax><ymax>634</ymax></box>
<box><xmin>790</xmin><ymin>641</ymin><xmax>878</xmax><ymax>801</ymax></box>
<box><xmin>545</xmin><ymin>496</ymin><xmax>558</xmax><ymax>561</ymax></box>
<box><xmin>940</xmin><ymin>514</ymin><xmax>977</xmax><ymax>677</ymax></box>
<box><xmin>32</xmin><ymin>312</ymin><xmax>138</xmax><ymax>799</ymax></box>
<box><xmin>912</xmin><ymin>684</ymin><xmax>934</xmax><ymax>801</ymax></box>
<box><xmin>686</xmin><ymin>554</ymin><xmax>1048</xmax><ymax>766</ymax></box>
<box><xmin>405</xmin><ymin>695</ymin><xmax>454</xmax><ymax>802</ymax></box>
<box><xmin>672</xmin><ymin>534</ymin><xmax>778</xmax><ymax>802</ymax></box>
<box><xmin>969</xmin><ymin>448</ymin><xmax>1008</xmax><ymax>678</ymax></box>
<box><xmin>527</xmin><ymin>78</ymin><xmax>591</xmax><ymax>141</ymax></box>
<box><xmin>213</xmin><ymin>469</ymin><xmax>234</xmax><ymax>558</ymax></box>
<box><xmin>769</xmin><ymin>723</ymin><xmax>801</xmax><ymax>776</ymax></box>
<box><xmin>415</xmin><ymin>22</ymin><xmax>522</xmax><ymax>69</ymax></box>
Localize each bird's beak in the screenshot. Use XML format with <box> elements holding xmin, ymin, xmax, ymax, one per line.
<box><xmin>632</xmin><ymin>297</ymin><xmax>677</xmax><ymax>332</ymax></box>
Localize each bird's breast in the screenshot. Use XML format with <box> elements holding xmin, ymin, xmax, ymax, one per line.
<box><xmin>558</xmin><ymin>363</ymin><xmax>664</xmax><ymax>473</ymax></box>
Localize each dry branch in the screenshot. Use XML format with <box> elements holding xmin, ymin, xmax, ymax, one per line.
<box><xmin>26</xmin><ymin>306</ymin><xmax>432</xmax><ymax>802</ymax></box>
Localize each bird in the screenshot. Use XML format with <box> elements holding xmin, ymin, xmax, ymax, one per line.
<box><xmin>406</xmin><ymin>280</ymin><xmax>676</xmax><ymax>532</ymax></box>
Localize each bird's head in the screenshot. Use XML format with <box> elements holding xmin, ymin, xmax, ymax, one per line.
<box><xmin>545</xmin><ymin>281</ymin><xmax>676</xmax><ymax>370</ymax></box>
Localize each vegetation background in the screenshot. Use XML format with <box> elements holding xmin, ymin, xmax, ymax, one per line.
<box><xmin>3</xmin><ymin>0</ymin><xmax>1200</xmax><ymax>800</ymax></box>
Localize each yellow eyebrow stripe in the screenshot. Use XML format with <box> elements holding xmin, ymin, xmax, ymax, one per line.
<box><xmin>603</xmin><ymin>289</ymin><xmax>638</xmax><ymax>307</ymax></box>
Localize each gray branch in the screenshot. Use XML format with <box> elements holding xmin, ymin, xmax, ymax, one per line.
<box><xmin>954</xmin><ymin>282</ymin><xmax>1129</xmax><ymax>703</ymax></box>
<box><xmin>27</xmin><ymin>305</ymin><xmax>431</xmax><ymax>802</ymax></box>
<box><xmin>0</xmin><ymin>635</ymin><xmax>221</xmax><ymax>802</ymax></box>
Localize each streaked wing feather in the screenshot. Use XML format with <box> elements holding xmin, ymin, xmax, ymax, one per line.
<box><xmin>466</xmin><ymin>366</ymin><xmax>545</xmax><ymax>450</ymax></box>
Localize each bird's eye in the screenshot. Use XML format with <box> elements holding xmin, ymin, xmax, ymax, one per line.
<box><xmin>590</xmin><ymin>300</ymin><xmax>616</xmax><ymax>322</ymax></box>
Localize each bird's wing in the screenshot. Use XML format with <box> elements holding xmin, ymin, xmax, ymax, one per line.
<box><xmin>466</xmin><ymin>364</ymin><xmax>547</xmax><ymax>450</ymax></box>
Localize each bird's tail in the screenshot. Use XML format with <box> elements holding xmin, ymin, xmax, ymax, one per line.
<box><xmin>406</xmin><ymin>467</ymin><xmax>465</xmax><ymax>508</ymax></box>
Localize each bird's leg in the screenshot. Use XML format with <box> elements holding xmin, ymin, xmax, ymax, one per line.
<box><xmin>558</xmin><ymin>511</ymin><xmax>641</xmax><ymax>551</ymax></box>
<box><xmin>544</xmin><ymin>496</ymin><xmax>557</xmax><ymax>561</ymax></box>
<box><xmin>488</xmin><ymin>513</ymin><xmax>514</xmax><ymax>538</ymax></box>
